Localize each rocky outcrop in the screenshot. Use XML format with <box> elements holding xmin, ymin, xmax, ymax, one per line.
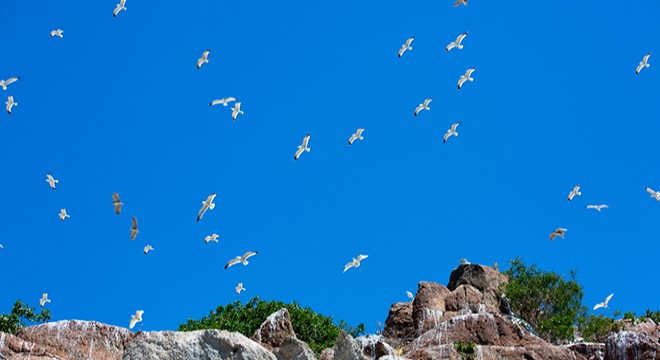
<box><xmin>383</xmin><ymin>302</ymin><xmax>413</xmax><ymax>341</ymax></box>
<box><xmin>273</xmin><ymin>336</ymin><xmax>316</xmax><ymax>360</ymax></box>
<box><xmin>447</xmin><ymin>264</ymin><xmax>506</xmax><ymax>309</ymax></box>
<box><xmin>251</xmin><ymin>308</ymin><xmax>296</xmax><ymax>350</ymax></box>
<box><xmin>567</xmin><ymin>342</ymin><xmax>606</xmax><ymax>360</ymax></box>
<box><xmin>605</xmin><ymin>319</ymin><xmax>660</xmax><ymax>360</ymax></box>
<box><xmin>412</xmin><ymin>282</ymin><xmax>451</xmax><ymax>335</ymax></box>
<box><xmin>332</xmin><ymin>330</ymin><xmax>369</xmax><ymax>360</ymax></box>
<box><xmin>355</xmin><ymin>334</ymin><xmax>396</xmax><ymax>359</ymax></box>
<box><xmin>444</xmin><ymin>285</ymin><xmax>483</xmax><ymax>312</ymax></box>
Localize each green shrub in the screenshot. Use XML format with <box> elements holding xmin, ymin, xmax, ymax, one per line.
<box><xmin>454</xmin><ymin>341</ymin><xmax>477</xmax><ymax>360</ymax></box>
<box><xmin>639</xmin><ymin>310</ymin><xmax>660</xmax><ymax>323</ymax></box>
<box><xmin>178</xmin><ymin>297</ymin><xmax>364</xmax><ymax>354</ymax></box>
<box><xmin>0</xmin><ymin>300</ymin><xmax>51</xmax><ymax>334</ymax></box>
<box><xmin>576</xmin><ymin>313</ymin><xmax>620</xmax><ymax>342</ymax></box>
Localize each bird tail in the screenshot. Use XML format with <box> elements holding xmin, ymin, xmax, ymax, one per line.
<box><xmin>408</xmin><ymin>46</ymin><xmax>413</xmax><ymax>51</ymax></box>
<box><xmin>1</xmin><ymin>85</ymin><xmax>5</xmax><ymax>91</ymax></box>
<box><xmin>469</xmin><ymin>78</ymin><xmax>474</xmax><ymax>82</ymax></box>
<box><xmin>457</xmin><ymin>44</ymin><xmax>464</xmax><ymax>49</ymax></box>
<box><xmin>239</xmin><ymin>110</ymin><xmax>244</xmax><ymax>115</ymax></box>
<box><xmin>305</xmin><ymin>147</ymin><xmax>311</xmax><ymax>152</ymax></box>
<box><xmin>359</xmin><ymin>136</ymin><xmax>364</xmax><ymax>140</ymax></box>
<box><xmin>209</xmin><ymin>203</ymin><xmax>215</xmax><ymax>210</ymax></box>
<box><xmin>577</xmin><ymin>191</ymin><xmax>582</xmax><ymax>196</ymax></box>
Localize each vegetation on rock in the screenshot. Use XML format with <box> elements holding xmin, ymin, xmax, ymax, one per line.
<box><xmin>454</xmin><ymin>341</ymin><xmax>477</xmax><ymax>359</ymax></box>
<box><xmin>0</xmin><ymin>299</ymin><xmax>51</xmax><ymax>334</ymax></box>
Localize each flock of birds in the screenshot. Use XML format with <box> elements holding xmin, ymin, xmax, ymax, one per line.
<box><xmin>0</xmin><ymin>0</ymin><xmax>655</xmax><ymax>331</ymax></box>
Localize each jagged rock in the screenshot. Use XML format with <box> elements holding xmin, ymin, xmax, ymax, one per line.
<box><xmin>122</xmin><ymin>329</ymin><xmax>277</xmax><ymax>360</ymax></box>
<box><xmin>319</xmin><ymin>348</ymin><xmax>334</xmax><ymax>360</ymax></box>
<box><xmin>333</xmin><ymin>330</ymin><xmax>369</xmax><ymax>360</ymax></box>
<box><xmin>273</xmin><ymin>336</ymin><xmax>316</xmax><ymax>360</ymax></box>
<box><xmin>412</xmin><ymin>282</ymin><xmax>451</xmax><ymax>335</ymax></box>
<box><xmin>605</xmin><ymin>319</ymin><xmax>660</xmax><ymax>360</ymax></box>
<box><xmin>383</xmin><ymin>302</ymin><xmax>414</xmax><ymax>342</ymax></box>
<box><xmin>0</xmin><ymin>332</ymin><xmax>53</xmax><ymax>359</ymax></box>
<box><xmin>444</xmin><ymin>285</ymin><xmax>483</xmax><ymax>312</ymax></box>
<box><xmin>355</xmin><ymin>334</ymin><xmax>396</xmax><ymax>359</ymax></box>
<box><xmin>252</xmin><ymin>308</ymin><xmax>296</xmax><ymax>350</ymax></box>
<box><xmin>447</xmin><ymin>264</ymin><xmax>506</xmax><ymax>293</ymax></box>
<box><xmin>566</xmin><ymin>342</ymin><xmax>605</xmax><ymax>360</ymax></box>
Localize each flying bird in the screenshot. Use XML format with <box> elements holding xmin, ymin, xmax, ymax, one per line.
<box><xmin>458</xmin><ymin>68</ymin><xmax>475</xmax><ymax>90</ymax></box>
<box><xmin>197</xmin><ymin>50</ymin><xmax>210</xmax><ymax>69</ymax></box>
<box><xmin>224</xmin><ymin>251</ymin><xmax>259</xmax><ymax>269</ymax></box>
<box><xmin>593</xmin><ymin>293</ymin><xmax>614</xmax><ymax>310</ymax></box>
<box><xmin>113</xmin><ymin>0</ymin><xmax>127</xmax><ymax>17</ymax></box>
<box><xmin>204</xmin><ymin>233</ymin><xmax>220</xmax><ymax>243</ymax></box>
<box><xmin>50</xmin><ymin>29</ymin><xmax>63</xmax><ymax>38</ymax></box>
<box><xmin>0</xmin><ymin>244</ymin><xmax>3</xmax><ymax>249</ymax></box>
<box><xmin>446</xmin><ymin>32</ymin><xmax>468</xmax><ymax>52</ymax></box>
<box><xmin>6</xmin><ymin>95</ymin><xmax>17</xmax><ymax>114</ymax></box>
<box><xmin>398</xmin><ymin>37</ymin><xmax>414</xmax><ymax>58</ymax></box>
<box><xmin>130</xmin><ymin>216</ymin><xmax>139</xmax><ymax>240</ymax></box>
<box><xmin>45</xmin><ymin>174</ymin><xmax>58</xmax><ymax>190</ymax></box>
<box><xmin>197</xmin><ymin>193</ymin><xmax>216</xmax><ymax>222</ymax></box>
<box><xmin>549</xmin><ymin>228</ymin><xmax>567</xmax><ymax>241</ymax></box>
<box><xmin>459</xmin><ymin>258</ymin><xmax>470</xmax><ymax>265</ymax></box>
<box><xmin>39</xmin><ymin>293</ymin><xmax>51</xmax><ymax>307</ymax></box>
<box><xmin>235</xmin><ymin>283</ymin><xmax>246</xmax><ymax>295</ymax></box>
<box><xmin>443</xmin><ymin>122</ymin><xmax>460</xmax><ymax>143</ymax></box>
<box><xmin>129</xmin><ymin>310</ymin><xmax>144</xmax><ymax>329</ymax></box>
<box><xmin>0</xmin><ymin>77</ymin><xmax>19</xmax><ymax>91</ymax></box>
<box><xmin>586</xmin><ymin>204</ymin><xmax>608</xmax><ymax>212</ymax></box>
<box><xmin>348</xmin><ymin>128</ymin><xmax>365</xmax><ymax>145</ymax></box>
<box><xmin>231</xmin><ymin>102</ymin><xmax>244</xmax><ymax>121</ymax></box>
<box><xmin>343</xmin><ymin>254</ymin><xmax>369</xmax><ymax>273</ymax></box>
<box><xmin>112</xmin><ymin>193</ymin><xmax>124</xmax><ymax>214</ymax></box>
<box><xmin>414</xmin><ymin>99</ymin><xmax>432</xmax><ymax>117</ymax></box>
<box><xmin>568</xmin><ymin>185</ymin><xmax>582</xmax><ymax>201</ymax></box>
<box><xmin>406</xmin><ymin>291</ymin><xmax>414</xmax><ymax>300</ymax></box>
<box><xmin>143</xmin><ymin>245</ymin><xmax>154</xmax><ymax>254</ymax></box>
<box><xmin>454</xmin><ymin>0</ymin><xmax>468</xmax><ymax>6</ymax></box>
<box><xmin>645</xmin><ymin>187</ymin><xmax>660</xmax><ymax>201</ymax></box>
<box><xmin>294</xmin><ymin>133</ymin><xmax>311</xmax><ymax>160</ymax></box>
<box><xmin>636</xmin><ymin>53</ymin><xmax>651</xmax><ymax>75</ymax></box>
<box><xmin>209</xmin><ymin>97</ymin><xmax>237</xmax><ymax>106</ymax></box>
<box><xmin>58</xmin><ymin>209</ymin><xmax>70</xmax><ymax>221</ymax></box>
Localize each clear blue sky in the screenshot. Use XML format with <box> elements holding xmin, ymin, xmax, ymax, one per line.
<box><xmin>1</xmin><ymin>1</ymin><xmax>659</xmax><ymax>333</ymax></box>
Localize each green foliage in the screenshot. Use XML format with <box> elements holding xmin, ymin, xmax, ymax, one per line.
<box><xmin>623</xmin><ymin>311</ymin><xmax>637</xmax><ymax>323</ymax></box>
<box><xmin>639</xmin><ymin>309</ymin><xmax>660</xmax><ymax>323</ymax></box>
<box><xmin>576</xmin><ymin>313</ymin><xmax>620</xmax><ymax>342</ymax></box>
<box><xmin>454</xmin><ymin>341</ymin><xmax>477</xmax><ymax>360</ymax></box>
<box><xmin>0</xmin><ymin>300</ymin><xmax>51</xmax><ymax>334</ymax></box>
<box><xmin>178</xmin><ymin>297</ymin><xmax>364</xmax><ymax>354</ymax></box>
<box><xmin>500</xmin><ymin>258</ymin><xmax>584</xmax><ymax>344</ymax></box>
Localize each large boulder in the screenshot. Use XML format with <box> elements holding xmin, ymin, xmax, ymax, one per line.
<box><xmin>447</xmin><ymin>264</ymin><xmax>507</xmax><ymax>293</ymax></box>
<box><xmin>0</xmin><ymin>331</ymin><xmax>52</xmax><ymax>359</ymax></box>
<box><xmin>412</xmin><ymin>282</ymin><xmax>451</xmax><ymax>336</ymax></box>
<box><xmin>252</xmin><ymin>308</ymin><xmax>297</xmax><ymax>350</ymax></box>
<box><xmin>273</xmin><ymin>336</ymin><xmax>317</xmax><ymax>360</ymax></box>
<box><xmin>382</xmin><ymin>302</ymin><xmax>414</xmax><ymax>341</ymax></box>
<box><xmin>444</xmin><ymin>285</ymin><xmax>483</xmax><ymax>312</ymax></box>
<box><xmin>355</xmin><ymin>334</ymin><xmax>396</xmax><ymax>359</ymax></box>
<box><xmin>332</xmin><ymin>331</ymin><xmax>368</xmax><ymax>360</ymax></box>
<box><xmin>566</xmin><ymin>342</ymin><xmax>606</xmax><ymax>360</ymax></box>
<box><xmin>319</xmin><ymin>348</ymin><xmax>334</xmax><ymax>360</ymax></box>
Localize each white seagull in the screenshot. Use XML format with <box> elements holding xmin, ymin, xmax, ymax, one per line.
<box><xmin>50</xmin><ymin>29</ymin><xmax>64</xmax><ymax>38</ymax></box>
<box><xmin>45</xmin><ymin>174</ymin><xmax>58</xmax><ymax>190</ymax></box>
<box><xmin>294</xmin><ymin>133</ymin><xmax>311</xmax><ymax>160</ymax></box>
<box><xmin>0</xmin><ymin>244</ymin><xmax>3</xmax><ymax>249</ymax></box>
<box><xmin>586</xmin><ymin>204</ymin><xmax>608</xmax><ymax>212</ymax></box>
<box><xmin>593</xmin><ymin>293</ymin><xmax>614</xmax><ymax>310</ymax></box>
<box><xmin>210</xmin><ymin>97</ymin><xmax>237</xmax><ymax>107</ymax></box>
<box><xmin>459</xmin><ymin>258</ymin><xmax>471</xmax><ymax>265</ymax></box>
<box><xmin>454</xmin><ymin>0</ymin><xmax>468</xmax><ymax>6</ymax></box>
<box><xmin>414</xmin><ymin>98</ymin><xmax>432</xmax><ymax>117</ymax></box>
<box><xmin>398</xmin><ymin>37</ymin><xmax>414</xmax><ymax>58</ymax></box>
<box><xmin>204</xmin><ymin>233</ymin><xmax>220</xmax><ymax>243</ymax></box>
<box><xmin>6</xmin><ymin>95</ymin><xmax>17</xmax><ymax>114</ymax></box>
<box><xmin>129</xmin><ymin>310</ymin><xmax>144</xmax><ymax>329</ymax></box>
<box><xmin>0</xmin><ymin>77</ymin><xmax>19</xmax><ymax>91</ymax></box>
<box><xmin>645</xmin><ymin>187</ymin><xmax>660</xmax><ymax>201</ymax></box>
<box><xmin>443</xmin><ymin>122</ymin><xmax>460</xmax><ymax>143</ymax></box>
<box><xmin>636</xmin><ymin>53</ymin><xmax>651</xmax><ymax>75</ymax></box>
<box><xmin>143</xmin><ymin>245</ymin><xmax>154</xmax><ymax>254</ymax></box>
<box><xmin>549</xmin><ymin>228</ymin><xmax>567</xmax><ymax>241</ymax></box>
<box><xmin>224</xmin><ymin>251</ymin><xmax>259</xmax><ymax>270</ymax></box>
<box><xmin>406</xmin><ymin>291</ymin><xmax>414</xmax><ymax>300</ymax></box>
<box><xmin>130</xmin><ymin>216</ymin><xmax>139</xmax><ymax>240</ymax></box>
<box><xmin>568</xmin><ymin>185</ymin><xmax>582</xmax><ymax>201</ymax></box>
<box><xmin>113</xmin><ymin>0</ymin><xmax>127</xmax><ymax>17</ymax></box>
<box><xmin>458</xmin><ymin>68</ymin><xmax>475</xmax><ymax>90</ymax></box>
<box><xmin>112</xmin><ymin>192</ymin><xmax>124</xmax><ymax>214</ymax></box>
<box><xmin>446</xmin><ymin>32</ymin><xmax>468</xmax><ymax>52</ymax></box>
<box><xmin>58</xmin><ymin>209</ymin><xmax>70</xmax><ymax>221</ymax></box>
<box><xmin>231</xmin><ymin>102</ymin><xmax>244</xmax><ymax>121</ymax></box>
<box><xmin>348</xmin><ymin>128</ymin><xmax>365</xmax><ymax>145</ymax></box>
<box><xmin>343</xmin><ymin>254</ymin><xmax>369</xmax><ymax>273</ymax></box>
<box><xmin>197</xmin><ymin>50</ymin><xmax>210</xmax><ymax>69</ymax></box>
<box><xmin>235</xmin><ymin>283</ymin><xmax>246</xmax><ymax>295</ymax></box>
<box><xmin>39</xmin><ymin>293</ymin><xmax>51</xmax><ymax>307</ymax></box>
<box><xmin>197</xmin><ymin>193</ymin><xmax>216</xmax><ymax>222</ymax></box>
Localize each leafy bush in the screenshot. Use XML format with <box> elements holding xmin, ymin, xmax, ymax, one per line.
<box><xmin>454</xmin><ymin>341</ymin><xmax>477</xmax><ymax>360</ymax></box>
<box><xmin>179</xmin><ymin>296</ymin><xmax>364</xmax><ymax>354</ymax></box>
<box><xmin>576</xmin><ymin>313</ymin><xmax>620</xmax><ymax>342</ymax></box>
<box><xmin>0</xmin><ymin>300</ymin><xmax>51</xmax><ymax>334</ymax></box>
<box><xmin>639</xmin><ymin>310</ymin><xmax>660</xmax><ymax>323</ymax></box>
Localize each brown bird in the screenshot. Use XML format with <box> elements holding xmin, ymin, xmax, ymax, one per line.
<box><xmin>112</xmin><ymin>193</ymin><xmax>124</xmax><ymax>214</ymax></box>
<box><xmin>549</xmin><ymin>228</ymin><xmax>567</xmax><ymax>241</ymax></box>
<box><xmin>130</xmin><ymin>216</ymin><xmax>139</xmax><ymax>240</ymax></box>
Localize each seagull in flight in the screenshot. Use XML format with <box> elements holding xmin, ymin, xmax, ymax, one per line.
<box><xmin>45</xmin><ymin>174</ymin><xmax>58</xmax><ymax>190</ymax></box>
<box><xmin>398</xmin><ymin>37</ymin><xmax>414</xmax><ymax>58</ymax></box>
<box><xmin>197</xmin><ymin>50</ymin><xmax>210</xmax><ymax>69</ymax></box>
<box><xmin>414</xmin><ymin>99</ymin><xmax>432</xmax><ymax>117</ymax></box>
<box><xmin>586</xmin><ymin>204</ymin><xmax>608</xmax><ymax>212</ymax></box>
<box><xmin>343</xmin><ymin>254</ymin><xmax>368</xmax><ymax>273</ymax></box>
<box><xmin>458</xmin><ymin>68</ymin><xmax>475</xmax><ymax>90</ymax></box>
<box><xmin>231</xmin><ymin>102</ymin><xmax>244</xmax><ymax>121</ymax></box>
<box><xmin>454</xmin><ymin>0</ymin><xmax>468</xmax><ymax>6</ymax></box>
<box><xmin>224</xmin><ymin>251</ymin><xmax>259</xmax><ymax>269</ymax></box>
<box><xmin>235</xmin><ymin>283</ymin><xmax>246</xmax><ymax>295</ymax></box>
<box><xmin>197</xmin><ymin>193</ymin><xmax>216</xmax><ymax>222</ymax></box>
<box><xmin>549</xmin><ymin>228</ymin><xmax>567</xmax><ymax>241</ymax></box>
<box><xmin>645</xmin><ymin>187</ymin><xmax>660</xmax><ymax>201</ymax></box>
<box><xmin>130</xmin><ymin>216</ymin><xmax>139</xmax><ymax>240</ymax></box>
<box><xmin>446</xmin><ymin>32</ymin><xmax>468</xmax><ymax>52</ymax></box>
<box><xmin>50</xmin><ymin>29</ymin><xmax>64</xmax><ymax>38</ymax></box>
<box><xmin>294</xmin><ymin>133</ymin><xmax>311</xmax><ymax>160</ymax></box>
<box><xmin>143</xmin><ymin>245</ymin><xmax>154</xmax><ymax>254</ymax></box>
<box><xmin>129</xmin><ymin>310</ymin><xmax>144</xmax><ymax>329</ymax></box>
<box><xmin>406</xmin><ymin>291</ymin><xmax>414</xmax><ymax>300</ymax></box>
<box><xmin>0</xmin><ymin>244</ymin><xmax>3</xmax><ymax>249</ymax></box>
<box><xmin>112</xmin><ymin>193</ymin><xmax>124</xmax><ymax>214</ymax></box>
<box><xmin>39</xmin><ymin>293</ymin><xmax>51</xmax><ymax>307</ymax></box>
<box><xmin>113</xmin><ymin>0</ymin><xmax>127</xmax><ymax>17</ymax></box>
<box><xmin>443</xmin><ymin>122</ymin><xmax>460</xmax><ymax>143</ymax></box>
<box><xmin>348</xmin><ymin>128</ymin><xmax>365</xmax><ymax>145</ymax></box>
<box><xmin>204</xmin><ymin>233</ymin><xmax>220</xmax><ymax>243</ymax></box>
<box><xmin>593</xmin><ymin>293</ymin><xmax>614</xmax><ymax>310</ymax></box>
<box><xmin>6</xmin><ymin>95</ymin><xmax>17</xmax><ymax>114</ymax></box>
<box><xmin>636</xmin><ymin>53</ymin><xmax>651</xmax><ymax>75</ymax></box>
<box><xmin>210</xmin><ymin>97</ymin><xmax>237</xmax><ymax>107</ymax></box>
<box><xmin>58</xmin><ymin>209</ymin><xmax>70</xmax><ymax>221</ymax></box>
<box><xmin>0</xmin><ymin>77</ymin><xmax>19</xmax><ymax>91</ymax></box>
<box><xmin>568</xmin><ymin>185</ymin><xmax>581</xmax><ymax>201</ymax></box>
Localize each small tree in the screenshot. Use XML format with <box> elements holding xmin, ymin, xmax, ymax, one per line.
<box><xmin>0</xmin><ymin>300</ymin><xmax>51</xmax><ymax>334</ymax></box>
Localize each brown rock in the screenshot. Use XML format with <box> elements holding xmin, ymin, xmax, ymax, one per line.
<box><xmin>251</xmin><ymin>308</ymin><xmax>296</xmax><ymax>350</ymax></box>
<box><xmin>273</xmin><ymin>336</ymin><xmax>317</xmax><ymax>360</ymax></box>
<box><xmin>319</xmin><ymin>348</ymin><xmax>334</xmax><ymax>360</ymax></box>
<box><xmin>447</xmin><ymin>264</ymin><xmax>506</xmax><ymax>293</ymax></box>
<box><xmin>355</xmin><ymin>334</ymin><xmax>396</xmax><ymax>359</ymax></box>
<box><xmin>605</xmin><ymin>319</ymin><xmax>660</xmax><ymax>360</ymax></box>
<box><xmin>412</xmin><ymin>282</ymin><xmax>451</xmax><ymax>336</ymax></box>
<box><xmin>383</xmin><ymin>302</ymin><xmax>414</xmax><ymax>341</ymax></box>
<box><xmin>566</xmin><ymin>342</ymin><xmax>605</xmax><ymax>360</ymax></box>
<box><xmin>0</xmin><ymin>332</ymin><xmax>53</xmax><ymax>359</ymax></box>
<box><xmin>444</xmin><ymin>285</ymin><xmax>483</xmax><ymax>312</ymax></box>
<box><xmin>333</xmin><ymin>330</ymin><xmax>369</xmax><ymax>360</ymax></box>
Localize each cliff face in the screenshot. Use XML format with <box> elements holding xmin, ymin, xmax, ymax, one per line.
<box><xmin>1</xmin><ymin>264</ymin><xmax>658</xmax><ymax>360</ymax></box>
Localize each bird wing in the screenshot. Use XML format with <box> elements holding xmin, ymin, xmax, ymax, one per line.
<box><xmin>224</xmin><ymin>257</ymin><xmax>242</xmax><ymax>269</ymax></box>
<box><xmin>132</xmin><ymin>216</ymin><xmax>138</xmax><ymax>229</ymax></box>
<box><xmin>445</xmin><ymin>42</ymin><xmax>455</xmax><ymax>52</ymax></box>
<box><xmin>348</xmin><ymin>134</ymin><xmax>358</xmax><ymax>145</ymax></box>
<box><xmin>600</xmin><ymin>205</ymin><xmax>609</xmax><ymax>209</ymax></box>
<box><xmin>398</xmin><ymin>46</ymin><xmax>406</xmax><ymax>58</ymax></box>
<box><xmin>113</xmin><ymin>192</ymin><xmax>121</xmax><ymax>202</ymax></box>
<box><xmin>423</xmin><ymin>98</ymin><xmax>432</xmax><ymax>107</ymax></box>
<box><xmin>242</xmin><ymin>251</ymin><xmax>258</xmax><ymax>261</ymax></box>
<box><xmin>586</xmin><ymin>205</ymin><xmax>596</xmax><ymax>209</ymax></box>
<box><xmin>114</xmin><ymin>204</ymin><xmax>122</xmax><ymax>215</ymax></box>
<box><xmin>593</xmin><ymin>302</ymin><xmax>604</xmax><ymax>310</ymax></box>
<box><xmin>414</xmin><ymin>105</ymin><xmax>424</xmax><ymax>116</ymax></box>
<box><xmin>357</xmin><ymin>254</ymin><xmax>368</xmax><ymax>261</ymax></box>
<box><xmin>203</xmin><ymin>50</ymin><xmax>210</xmax><ymax>59</ymax></box>
<box><xmin>197</xmin><ymin>58</ymin><xmax>204</xmax><ymax>68</ymax></box>
<box><xmin>5</xmin><ymin>77</ymin><xmax>18</xmax><ymax>85</ymax></box>
<box><xmin>456</xmin><ymin>32</ymin><xmax>468</xmax><ymax>44</ymax></box>
<box><xmin>356</xmin><ymin>128</ymin><xmax>365</xmax><ymax>136</ymax></box>
<box><xmin>636</xmin><ymin>62</ymin><xmax>645</xmax><ymax>74</ymax></box>
<box><xmin>301</xmin><ymin>134</ymin><xmax>311</xmax><ymax>148</ymax></box>
<box><xmin>604</xmin><ymin>293</ymin><xmax>614</xmax><ymax>306</ymax></box>
<box><xmin>197</xmin><ymin>203</ymin><xmax>208</xmax><ymax>221</ymax></box>
<box><xmin>443</xmin><ymin>131</ymin><xmax>451</xmax><ymax>143</ymax></box>
<box><xmin>643</xmin><ymin>53</ymin><xmax>651</xmax><ymax>64</ymax></box>
<box><xmin>206</xmin><ymin>193</ymin><xmax>217</xmax><ymax>204</ymax></box>
<box><xmin>210</xmin><ymin>99</ymin><xmax>222</xmax><ymax>106</ymax></box>
<box><xmin>458</xmin><ymin>77</ymin><xmax>467</xmax><ymax>89</ymax></box>
<box><xmin>645</xmin><ymin>187</ymin><xmax>656</xmax><ymax>196</ymax></box>
<box><xmin>343</xmin><ymin>261</ymin><xmax>356</xmax><ymax>273</ymax></box>
<box><xmin>120</xmin><ymin>0</ymin><xmax>126</xmax><ymax>6</ymax></box>
<box><xmin>451</xmin><ymin>122</ymin><xmax>460</xmax><ymax>132</ymax></box>
<box><xmin>405</xmin><ymin>37</ymin><xmax>414</xmax><ymax>47</ymax></box>
<box><xmin>129</xmin><ymin>317</ymin><xmax>139</xmax><ymax>329</ymax></box>
<box><xmin>466</xmin><ymin>68</ymin><xmax>476</xmax><ymax>76</ymax></box>
<box><xmin>549</xmin><ymin>232</ymin><xmax>557</xmax><ymax>241</ymax></box>
<box><xmin>113</xmin><ymin>4</ymin><xmax>122</xmax><ymax>16</ymax></box>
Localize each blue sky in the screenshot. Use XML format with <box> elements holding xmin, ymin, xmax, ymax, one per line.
<box><xmin>1</xmin><ymin>0</ymin><xmax>659</xmax><ymax>333</ymax></box>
